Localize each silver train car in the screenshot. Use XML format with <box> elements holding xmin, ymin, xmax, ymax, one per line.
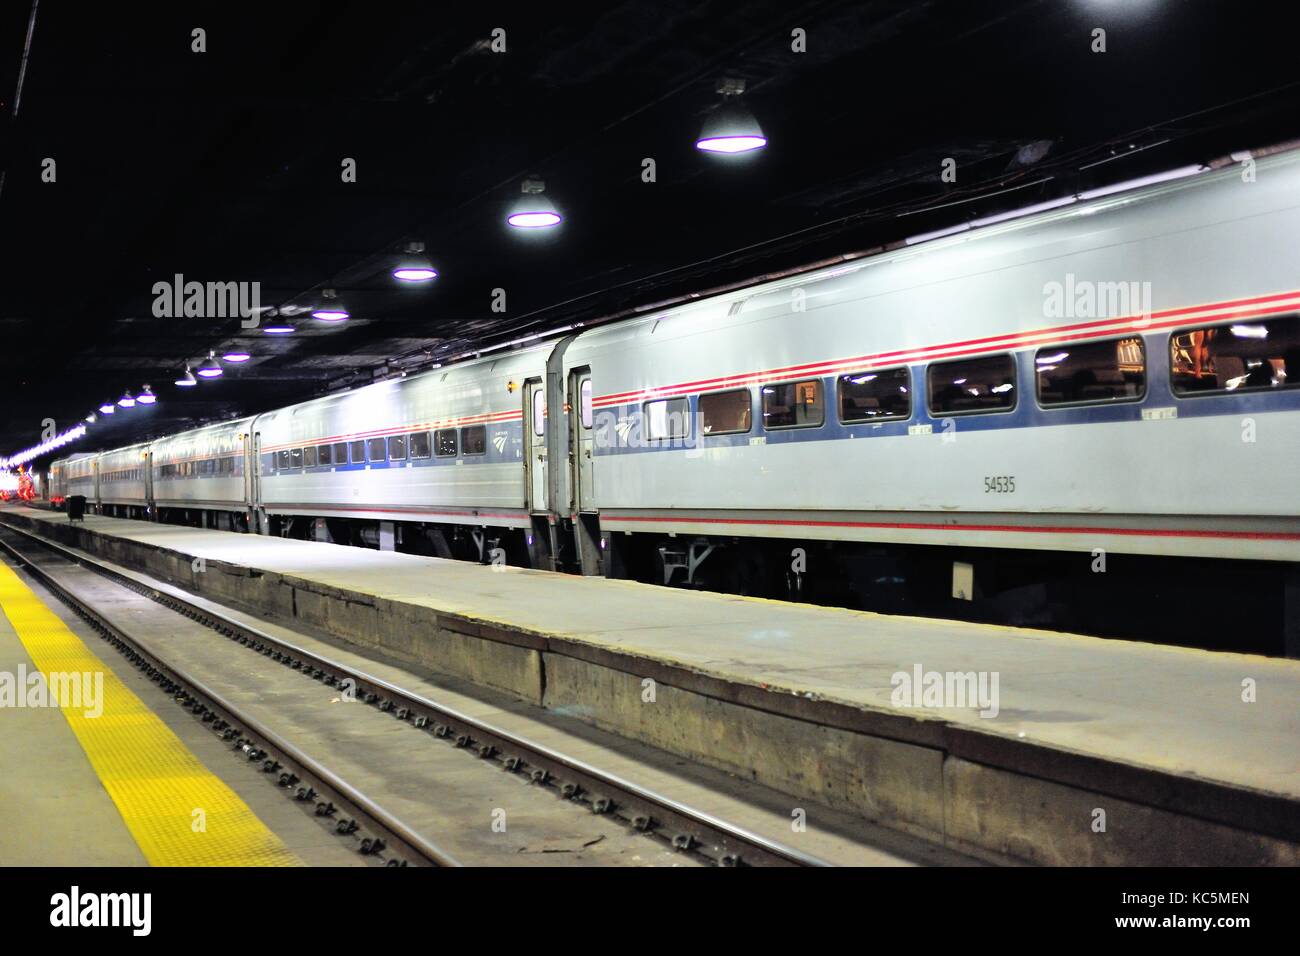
<box><xmin>52</xmin><ymin>150</ymin><xmax>1300</xmax><ymax>650</ymax></box>
<box><xmin>151</xmin><ymin>417</ymin><xmax>254</xmax><ymax>530</ymax></box>
<box><xmin>94</xmin><ymin>441</ymin><xmax>153</xmax><ymax>519</ymax></box>
<box><xmin>49</xmin><ymin>452</ymin><xmax>98</xmax><ymax>505</ymax></box>
<box><xmin>251</xmin><ymin>348</ymin><xmax>545</xmax><ymax>557</ymax></box>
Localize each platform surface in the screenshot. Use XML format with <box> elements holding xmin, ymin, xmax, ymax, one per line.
<box><xmin>0</xmin><ymin>543</ymin><xmax>379</xmax><ymax>867</ymax></box>
<box><xmin>0</xmin><ymin>573</ymin><xmax>148</xmax><ymax>866</ymax></box>
<box><xmin>7</xmin><ymin>505</ymin><xmax>1299</xmax><ymax>808</ymax></box>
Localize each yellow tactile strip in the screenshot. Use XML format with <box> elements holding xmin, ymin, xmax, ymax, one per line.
<box><xmin>0</xmin><ymin>560</ymin><xmax>299</xmax><ymax>866</ymax></box>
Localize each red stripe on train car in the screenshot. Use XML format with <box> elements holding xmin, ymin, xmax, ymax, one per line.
<box><xmin>603</xmin><ymin>514</ymin><xmax>1300</xmax><ymax>541</ymax></box>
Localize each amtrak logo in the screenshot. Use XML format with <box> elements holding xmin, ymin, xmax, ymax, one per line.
<box><xmin>492</xmin><ymin>432</ymin><xmax>508</xmax><ymax>454</ymax></box>
<box><xmin>614</xmin><ymin>419</ymin><xmax>634</xmax><ymax>444</ymax></box>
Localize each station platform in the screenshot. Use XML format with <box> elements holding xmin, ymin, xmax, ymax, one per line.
<box><xmin>4</xmin><ymin>504</ymin><xmax>1297</xmax><ymax>866</ymax></box>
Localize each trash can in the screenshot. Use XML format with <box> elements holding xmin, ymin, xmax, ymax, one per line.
<box><xmin>67</xmin><ymin>495</ymin><xmax>86</xmax><ymax>523</ymax></box>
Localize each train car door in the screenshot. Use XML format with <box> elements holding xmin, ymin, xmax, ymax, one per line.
<box><xmin>143</xmin><ymin>449</ymin><xmax>154</xmax><ymax>518</ymax></box>
<box><xmin>524</xmin><ymin>378</ymin><xmax>547</xmax><ymax>512</ymax></box>
<box><xmin>245</xmin><ymin>430</ymin><xmax>258</xmax><ymax>508</ymax></box>
<box><xmin>249</xmin><ymin>430</ymin><xmax>268</xmax><ymax>533</ymax></box>
<box><xmin>567</xmin><ymin>366</ymin><xmax>603</xmax><ymax>575</ymax></box>
<box><xmin>569</xmin><ymin>368</ymin><xmax>594</xmax><ymax>512</ymax></box>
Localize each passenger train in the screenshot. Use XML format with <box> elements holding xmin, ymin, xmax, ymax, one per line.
<box><xmin>49</xmin><ymin>150</ymin><xmax>1300</xmax><ymax>652</ymax></box>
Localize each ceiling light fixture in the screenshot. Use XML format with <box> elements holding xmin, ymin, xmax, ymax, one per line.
<box><xmin>118</xmin><ymin>389</ymin><xmax>136</xmax><ymax>408</ymax></box>
<box><xmin>392</xmin><ymin>241</ymin><xmax>439</xmax><ymax>282</ymax></box>
<box><xmin>175</xmin><ymin>364</ymin><xmax>198</xmax><ymax>387</ymax></box>
<box><xmin>197</xmin><ymin>351</ymin><xmax>223</xmax><ymax>378</ymax></box>
<box><xmin>136</xmin><ymin>384</ymin><xmax>157</xmax><ymax>405</ymax></box>
<box><xmin>312</xmin><ymin>288</ymin><xmax>350</xmax><ymax>322</ymax></box>
<box><xmin>696</xmin><ymin>77</ymin><xmax>767</xmax><ymax>154</ymax></box>
<box><xmin>507</xmin><ymin>178</ymin><xmax>562</xmax><ymax>229</ymax></box>
<box><xmin>262</xmin><ymin>322</ymin><xmax>295</xmax><ymax>334</ymax></box>
<box><xmin>85</xmin><ymin>413</ymin><xmax>96</xmax><ymax>424</ymax></box>
<box><xmin>223</xmin><ymin>351</ymin><xmax>251</xmax><ymax>362</ymax></box>
<box><xmin>99</xmin><ymin>402</ymin><xmax>115</xmax><ymax>414</ymax></box>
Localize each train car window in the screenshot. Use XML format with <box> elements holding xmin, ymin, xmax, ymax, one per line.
<box><xmin>1037</xmin><ymin>337</ymin><xmax>1145</xmax><ymax>406</ymax></box>
<box><xmin>763</xmin><ymin>380</ymin><xmax>824</xmax><ymax>429</ymax></box>
<box><xmin>349</xmin><ymin>440</ymin><xmax>366</xmax><ymax>464</ymax></box>
<box><xmin>277</xmin><ymin>450</ymin><xmax>291</xmax><ymax>470</ymax></box>
<box><xmin>435</xmin><ymin>428</ymin><xmax>459</xmax><ymax>457</ymax></box>
<box><xmin>533</xmin><ymin>389</ymin><xmax>546</xmax><ymax>436</ymax></box>
<box><xmin>462</xmin><ymin>424</ymin><xmax>487</xmax><ymax>455</ymax></box>
<box><xmin>580</xmin><ymin>380</ymin><xmax>593</xmax><ymax>429</ymax></box>
<box><xmin>927</xmin><ymin>354</ymin><xmax>1017</xmax><ymax>415</ymax></box>
<box><xmin>1170</xmin><ymin>316</ymin><xmax>1300</xmax><ymax>395</ymax></box>
<box><xmin>838</xmin><ymin>368</ymin><xmax>911</xmax><ymax>423</ymax></box>
<box><xmin>318</xmin><ymin>444</ymin><xmax>333</xmax><ymax>466</ymax></box>
<box><xmin>644</xmin><ymin>397</ymin><xmax>691</xmax><ymax>440</ymax></box>
<box><xmin>289</xmin><ymin>448</ymin><xmax>303</xmax><ymax>468</ymax></box>
<box><xmin>699</xmin><ymin>389</ymin><xmax>751</xmax><ymax>435</ymax></box>
<box><xmin>303</xmin><ymin>446</ymin><xmax>318</xmax><ymax>467</ymax></box>
<box><xmin>367</xmin><ymin>437</ymin><xmax>387</xmax><ymax>462</ymax></box>
<box><xmin>388</xmin><ymin>434</ymin><xmax>408</xmax><ymax>461</ymax></box>
<box><xmin>334</xmin><ymin>442</ymin><xmax>349</xmax><ymax>465</ymax></box>
<box><xmin>409</xmin><ymin>432</ymin><xmax>431</xmax><ymax>459</ymax></box>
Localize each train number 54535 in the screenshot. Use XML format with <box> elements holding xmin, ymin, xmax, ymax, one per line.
<box><xmin>983</xmin><ymin>475</ymin><xmax>1016</xmax><ymax>494</ymax></box>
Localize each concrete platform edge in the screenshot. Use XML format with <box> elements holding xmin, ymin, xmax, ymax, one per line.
<box><xmin>6</xmin><ymin>510</ymin><xmax>1296</xmax><ymax>866</ymax></box>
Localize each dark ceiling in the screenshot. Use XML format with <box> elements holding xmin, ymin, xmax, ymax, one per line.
<box><xmin>3</xmin><ymin>0</ymin><xmax>1299</xmax><ymax>463</ymax></box>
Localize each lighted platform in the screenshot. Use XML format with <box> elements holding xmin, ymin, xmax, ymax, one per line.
<box><xmin>4</xmin><ymin>504</ymin><xmax>1297</xmax><ymax>866</ymax></box>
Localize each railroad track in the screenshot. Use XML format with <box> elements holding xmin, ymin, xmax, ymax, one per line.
<box><xmin>0</xmin><ymin>521</ymin><xmax>830</xmax><ymax>868</ymax></box>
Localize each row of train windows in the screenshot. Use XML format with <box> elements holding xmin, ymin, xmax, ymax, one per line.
<box><xmin>101</xmin><ymin>468</ymin><xmax>142</xmax><ymax>482</ymax></box>
<box><xmin>274</xmin><ymin>424</ymin><xmax>488</xmax><ymax>471</ymax></box>
<box><xmin>644</xmin><ymin>316</ymin><xmax>1300</xmax><ymax>439</ymax></box>
<box><xmin>158</xmin><ymin>457</ymin><xmax>237</xmax><ymax>478</ymax></box>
